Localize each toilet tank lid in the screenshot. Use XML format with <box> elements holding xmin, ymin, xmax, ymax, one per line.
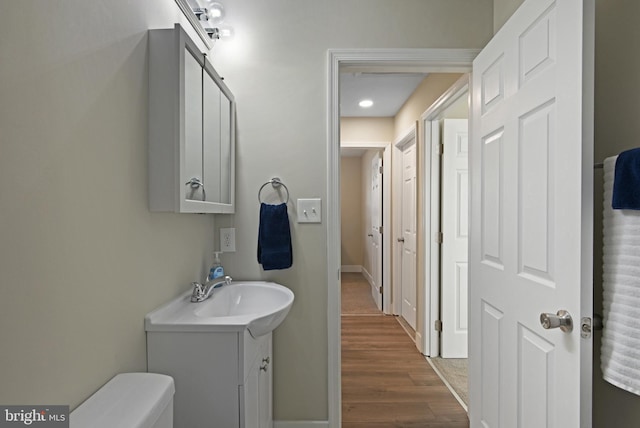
<box><xmin>70</xmin><ymin>373</ymin><xmax>174</xmax><ymax>428</ymax></box>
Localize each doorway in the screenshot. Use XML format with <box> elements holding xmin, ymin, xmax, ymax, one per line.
<box><xmin>340</xmin><ymin>143</ymin><xmax>392</xmax><ymax>314</ymax></box>
<box><xmin>330</xmin><ymin>50</ymin><xmax>478</xmax><ymax>426</ymax></box>
<box><xmin>420</xmin><ymin>79</ymin><xmax>471</xmax><ymax>409</ymax></box>
<box><xmin>420</xmin><ymin>76</ymin><xmax>470</xmax><ymax>357</ymax></box>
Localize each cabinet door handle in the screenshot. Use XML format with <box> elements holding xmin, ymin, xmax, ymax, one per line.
<box><xmin>260</xmin><ymin>364</ymin><xmax>268</xmax><ymax>372</ymax></box>
<box><xmin>185</xmin><ymin>177</ymin><xmax>207</xmax><ymax>201</ymax></box>
<box><xmin>262</xmin><ymin>357</ymin><xmax>270</xmax><ymax>364</ymax></box>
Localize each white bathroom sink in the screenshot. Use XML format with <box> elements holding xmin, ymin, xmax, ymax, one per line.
<box><xmin>145</xmin><ymin>281</ymin><xmax>294</xmax><ymax>337</ymax></box>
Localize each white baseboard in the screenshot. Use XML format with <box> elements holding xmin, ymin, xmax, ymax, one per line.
<box><xmin>274</xmin><ymin>421</ymin><xmax>330</xmax><ymax>428</ymax></box>
<box><xmin>361</xmin><ymin>266</ymin><xmax>373</xmax><ymax>285</ymax></box>
<box><xmin>341</xmin><ymin>265</ymin><xmax>362</xmax><ymax>273</ymax></box>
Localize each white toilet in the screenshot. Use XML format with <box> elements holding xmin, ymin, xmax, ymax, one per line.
<box><xmin>70</xmin><ymin>373</ymin><xmax>174</xmax><ymax>428</ymax></box>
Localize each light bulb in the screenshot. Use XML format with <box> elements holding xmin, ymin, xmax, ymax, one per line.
<box><xmin>202</xmin><ymin>1</ymin><xmax>225</xmax><ymax>25</ymax></box>
<box><xmin>217</xmin><ymin>24</ymin><xmax>234</xmax><ymax>39</ymax></box>
<box><xmin>359</xmin><ymin>99</ymin><xmax>374</xmax><ymax>108</ymax></box>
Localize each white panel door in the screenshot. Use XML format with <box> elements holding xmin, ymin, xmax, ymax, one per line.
<box><xmin>441</xmin><ymin>119</ymin><xmax>469</xmax><ymax>358</ymax></box>
<box><xmin>401</xmin><ymin>139</ymin><xmax>417</xmax><ymax>330</ymax></box>
<box><xmin>469</xmin><ymin>0</ymin><xmax>593</xmax><ymax>427</ymax></box>
<box><xmin>370</xmin><ymin>152</ymin><xmax>383</xmax><ymax>311</ymax></box>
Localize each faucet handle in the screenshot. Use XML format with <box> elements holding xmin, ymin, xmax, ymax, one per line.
<box><xmin>190</xmin><ymin>281</ymin><xmax>206</xmax><ymax>302</ymax></box>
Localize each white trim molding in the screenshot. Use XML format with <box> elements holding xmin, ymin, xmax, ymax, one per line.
<box><xmin>173</xmin><ymin>0</ymin><xmax>214</xmax><ymax>49</ymax></box>
<box><xmin>361</xmin><ymin>265</ymin><xmax>374</xmax><ymax>285</ymax></box>
<box><xmin>341</xmin><ymin>265</ymin><xmax>362</xmax><ymax>273</ymax></box>
<box><xmin>419</xmin><ymin>74</ymin><xmax>470</xmax><ymax>357</ymax></box>
<box><xmin>327</xmin><ymin>48</ymin><xmax>478</xmax><ymax>428</ymax></box>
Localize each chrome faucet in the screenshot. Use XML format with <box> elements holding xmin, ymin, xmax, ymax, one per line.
<box><xmin>190</xmin><ymin>275</ymin><xmax>233</xmax><ymax>303</ymax></box>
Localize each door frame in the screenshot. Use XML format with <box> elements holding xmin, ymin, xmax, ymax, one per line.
<box><xmin>340</xmin><ymin>141</ymin><xmax>393</xmax><ymax>314</ymax></box>
<box><xmin>327</xmin><ymin>49</ymin><xmax>478</xmax><ymax>427</ymax></box>
<box><xmin>419</xmin><ymin>75</ymin><xmax>469</xmax><ymax>356</ymax></box>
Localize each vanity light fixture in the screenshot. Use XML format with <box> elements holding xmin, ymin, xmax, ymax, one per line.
<box><xmin>196</xmin><ymin>0</ymin><xmax>234</xmax><ymax>40</ymax></box>
<box><xmin>204</xmin><ymin>25</ymin><xmax>234</xmax><ymax>40</ymax></box>
<box><xmin>359</xmin><ymin>99</ymin><xmax>374</xmax><ymax>108</ymax></box>
<box><xmin>205</xmin><ymin>27</ymin><xmax>220</xmax><ymax>40</ymax></box>
<box><xmin>193</xmin><ymin>7</ymin><xmax>208</xmax><ymax>20</ymax></box>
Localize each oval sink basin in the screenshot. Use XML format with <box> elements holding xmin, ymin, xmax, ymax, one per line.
<box><xmin>145</xmin><ymin>281</ymin><xmax>294</xmax><ymax>337</ymax></box>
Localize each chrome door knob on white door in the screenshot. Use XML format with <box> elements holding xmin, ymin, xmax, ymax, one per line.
<box><xmin>540</xmin><ymin>310</ymin><xmax>573</xmax><ymax>333</ymax></box>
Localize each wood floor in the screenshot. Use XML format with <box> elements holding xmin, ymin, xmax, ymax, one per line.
<box><xmin>341</xmin><ymin>274</ymin><xmax>469</xmax><ymax>427</ymax></box>
<box><xmin>341</xmin><ymin>272</ymin><xmax>381</xmax><ymax>315</ymax></box>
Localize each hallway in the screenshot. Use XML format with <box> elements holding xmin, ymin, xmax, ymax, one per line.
<box><xmin>341</xmin><ymin>273</ymin><xmax>469</xmax><ymax>427</ymax></box>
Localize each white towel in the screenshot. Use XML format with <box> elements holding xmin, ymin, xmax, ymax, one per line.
<box><xmin>601</xmin><ymin>155</ymin><xmax>640</xmax><ymax>396</ymax></box>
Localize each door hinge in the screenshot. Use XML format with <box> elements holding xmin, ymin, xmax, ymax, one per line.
<box><xmin>435</xmin><ymin>320</ymin><xmax>443</xmax><ymax>332</ymax></box>
<box><xmin>379</xmin><ymin>165</ymin><xmax>384</xmax><ymax>174</ymax></box>
<box><xmin>436</xmin><ymin>231</ymin><xmax>443</xmax><ymax>244</ymax></box>
<box><xmin>379</xmin><ymin>286</ymin><xmax>383</xmax><ymax>294</ymax></box>
<box><xmin>438</xmin><ymin>143</ymin><xmax>444</xmax><ymax>156</ymax></box>
<box><xmin>379</xmin><ymin>226</ymin><xmax>383</xmax><ymax>234</ymax></box>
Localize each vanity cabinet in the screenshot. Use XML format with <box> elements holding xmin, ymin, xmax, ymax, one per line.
<box><xmin>147</xmin><ymin>330</ymin><xmax>273</xmax><ymax>428</ymax></box>
<box><xmin>148</xmin><ymin>24</ymin><xmax>235</xmax><ymax>214</ymax></box>
<box><xmin>243</xmin><ymin>332</ymin><xmax>273</xmax><ymax>428</ymax></box>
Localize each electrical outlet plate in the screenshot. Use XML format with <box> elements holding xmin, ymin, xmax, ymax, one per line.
<box><xmin>220</xmin><ymin>228</ymin><xmax>236</xmax><ymax>252</ymax></box>
<box><xmin>297</xmin><ymin>198</ymin><xmax>322</xmax><ymax>223</ymax></box>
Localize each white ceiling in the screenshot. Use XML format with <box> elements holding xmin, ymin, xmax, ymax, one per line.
<box><xmin>339</xmin><ymin>72</ymin><xmax>427</xmax><ymax>117</ymax></box>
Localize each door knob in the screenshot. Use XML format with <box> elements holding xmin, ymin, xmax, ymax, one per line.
<box><xmin>540</xmin><ymin>310</ymin><xmax>573</xmax><ymax>332</ymax></box>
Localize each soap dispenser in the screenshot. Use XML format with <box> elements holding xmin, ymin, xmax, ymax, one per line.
<box><xmin>208</xmin><ymin>251</ymin><xmax>224</xmax><ymax>281</ymax></box>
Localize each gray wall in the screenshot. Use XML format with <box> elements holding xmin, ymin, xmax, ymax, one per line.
<box><xmin>340</xmin><ymin>156</ymin><xmax>363</xmax><ymax>268</ymax></box>
<box><xmin>493</xmin><ymin>0</ymin><xmax>640</xmax><ymax>426</ymax></box>
<box><xmin>0</xmin><ymin>0</ymin><xmax>217</xmax><ymax>409</ymax></box>
<box><xmin>210</xmin><ymin>1</ymin><xmax>493</xmax><ymax>421</ymax></box>
<box><xmin>593</xmin><ymin>0</ymin><xmax>640</xmax><ymax>426</ymax></box>
<box><xmin>0</xmin><ymin>0</ymin><xmax>493</xmax><ymax>422</ymax></box>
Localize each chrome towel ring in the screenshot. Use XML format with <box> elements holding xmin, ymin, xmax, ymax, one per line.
<box><xmin>258</xmin><ymin>177</ymin><xmax>289</xmax><ymax>204</ymax></box>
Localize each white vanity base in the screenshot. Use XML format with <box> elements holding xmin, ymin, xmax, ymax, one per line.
<box><xmin>147</xmin><ymin>330</ymin><xmax>272</xmax><ymax>428</ymax></box>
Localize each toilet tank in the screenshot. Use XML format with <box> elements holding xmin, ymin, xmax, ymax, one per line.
<box><xmin>70</xmin><ymin>373</ymin><xmax>174</xmax><ymax>428</ymax></box>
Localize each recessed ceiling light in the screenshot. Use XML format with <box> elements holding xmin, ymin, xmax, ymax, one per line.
<box><xmin>359</xmin><ymin>99</ymin><xmax>373</xmax><ymax>108</ymax></box>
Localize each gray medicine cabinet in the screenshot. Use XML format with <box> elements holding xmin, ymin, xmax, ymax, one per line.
<box><xmin>149</xmin><ymin>23</ymin><xmax>235</xmax><ymax>214</ymax></box>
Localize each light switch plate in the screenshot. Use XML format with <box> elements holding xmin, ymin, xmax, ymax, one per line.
<box><xmin>297</xmin><ymin>198</ymin><xmax>322</xmax><ymax>223</ymax></box>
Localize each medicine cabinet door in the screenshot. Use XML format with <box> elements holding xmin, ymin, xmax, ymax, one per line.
<box><xmin>203</xmin><ymin>69</ymin><xmax>222</xmax><ymax>203</ymax></box>
<box><xmin>184</xmin><ymin>47</ymin><xmax>205</xmax><ymax>203</ymax></box>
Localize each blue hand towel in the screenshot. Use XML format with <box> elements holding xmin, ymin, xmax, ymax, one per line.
<box><xmin>613</xmin><ymin>148</ymin><xmax>640</xmax><ymax>210</ymax></box>
<box><xmin>257</xmin><ymin>203</ymin><xmax>293</xmax><ymax>270</ymax></box>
